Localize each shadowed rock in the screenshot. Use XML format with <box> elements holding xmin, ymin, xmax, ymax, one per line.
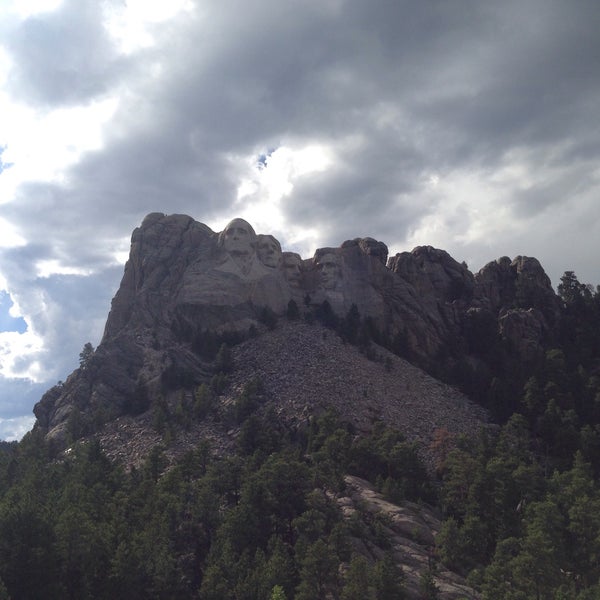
<box><xmin>33</xmin><ymin>212</ymin><xmax>563</xmax><ymax>446</ymax></box>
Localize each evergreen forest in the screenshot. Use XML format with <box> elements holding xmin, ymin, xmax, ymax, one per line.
<box><xmin>1</xmin><ymin>271</ymin><xmax>600</xmax><ymax>599</ymax></box>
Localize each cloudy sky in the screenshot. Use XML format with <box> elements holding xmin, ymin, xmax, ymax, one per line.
<box><xmin>0</xmin><ymin>0</ymin><xmax>599</xmax><ymax>439</ymax></box>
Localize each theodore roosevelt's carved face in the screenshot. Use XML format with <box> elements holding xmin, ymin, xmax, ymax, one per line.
<box><xmin>220</xmin><ymin>218</ymin><xmax>256</xmax><ymax>255</ymax></box>
<box><xmin>257</xmin><ymin>234</ymin><xmax>282</xmax><ymax>268</ymax></box>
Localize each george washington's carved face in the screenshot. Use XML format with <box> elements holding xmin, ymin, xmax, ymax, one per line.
<box><xmin>257</xmin><ymin>234</ymin><xmax>282</xmax><ymax>268</ymax></box>
<box><xmin>220</xmin><ymin>218</ymin><xmax>256</xmax><ymax>255</ymax></box>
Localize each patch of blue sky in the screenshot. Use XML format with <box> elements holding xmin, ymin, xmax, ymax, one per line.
<box><xmin>0</xmin><ymin>290</ymin><xmax>27</xmax><ymax>334</ymax></box>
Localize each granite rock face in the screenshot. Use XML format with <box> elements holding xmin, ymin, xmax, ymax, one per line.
<box><xmin>33</xmin><ymin>213</ymin><xmax>562</xmax><ymax>444</ymax></box>
<box><xmin>470</xmin><ymin>255</ymin><xmax>561</xmax><ymax>363</ymax></box>
<box><xmin>388</xmin><ymin>246</ymin><xmax>474</xmax><ymax>304</ymax></box>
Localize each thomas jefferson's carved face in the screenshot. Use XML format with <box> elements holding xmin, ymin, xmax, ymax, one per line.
<box><xmin>257</xmin><ymin>235</ymin><xmax>282</xmax><ymax>268</ymax></box>
<box><xmin>317</xmin><ymin>253</ymin><xmax>340</xmax><ymax>289</ymax></box>
<box><xmin>221</xmin><ymin>219</ymin><xmax>255</xmax><ymax>255</ymax></box>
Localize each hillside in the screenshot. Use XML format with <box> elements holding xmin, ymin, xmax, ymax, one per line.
<box><xmin>95</xmin><ymin>320</ymin><xmax>488</xmax><ymax>474</ymax></box>
<box><xmin>33</xmin><ymin>213</ymin><xmax>559</xmax><ymax>450</ymax></box>
<box><xmin>4</xmin><ymin>213</ymin><xmax>600</xmax><ymax>599</ymax></box>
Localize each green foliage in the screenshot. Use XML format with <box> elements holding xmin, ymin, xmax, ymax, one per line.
<box><xmin>229</xmin><ymin>377</ymin><xmax>264</xmax><ymax>425</ymax></box>
<box><xmin>558</xmin><ymin>271</ymin><xmax>592</xmax><ymax>307</ymax></box>
<box><xmin>341</xmin><ymin>554</ymin><xmax>373</xmax><ymax>599</ymax></box>
<box><xmin>0</xmin><ymin>406</ymin><xmax>434</xmax><ymax>599</ymax></box>
<box><xmin>270</xmin><ymin>584</ymin><xmax>287</xmax><ymax>600</ymax></box>
<box><xmin>258</xmin><ymin>305</ymin><xmax>278</xmax><ymax>329</ymax></box>
<box><xmin>151</xmin><ymin>396</ymin><xmax>170</xmax><ymax>435</ymax></box>
<box><xmin>295</xmin><ymin>539</ymin><xmax>340</xmax><ymax>599</ymax></box>
<box><xmin>348</xmin><ymin>423</ymin><xmax>435</xmax><ymax>503</ymax></box>
<box><xmin>419</xmin><ymin>568</ymin><xmax>440</xmax><ymax>599</ymax></box>
<box><xmin>435</xmin><ymin>414</ymin><xmax>600</xmax><ymax>599</ymax></box>
<box><xmin>286</xmin><ymin>299</ymin><xmax>300</xmax><ymax>320</ymax></box>
<box><xmin>215</xmin><ymin>342</ymin><xmax>234</xmax><ymax>373</ymax></box>
<box><xmin>315</xmin><ymin>300</ymin><xmax>338</xmax><ymax>328</ymax></box>
<box><xmin>340</xmin><ymin>304</ymin><xmax>361</xmax><ymax>345</ymax></box>
<box><xmin>78</xmin><ymin>342</ymin><xmax>94</xmax><ymax>369</ymax></box>
<box><xmin>7</xmin><ymin>279</ymin><xmax>600</xmax><ymax>600</ymax></box>
<box><xmin>210</xmin><ymin>371</ymin><xmax>229</xmax><ymax>395</ymax></box>
<box><xmin>194</xmin><ymin>383</ymin><xmax>215</xmax><ymax>419</ymax></box>
<box><xmin>371</xmin><ymin>552</ymin><xmax>405</xmax><ymax>599</ymax></box>
<box><xmin>65</xmin><ymin>406</ymin><xmax>86</xmax><ymax>443</ymax></box>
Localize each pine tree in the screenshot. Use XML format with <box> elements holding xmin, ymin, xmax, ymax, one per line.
<box><xmin>78</xmin><ymin>342</ymin><xmax>94</xmax><ymax>369</ymax></box>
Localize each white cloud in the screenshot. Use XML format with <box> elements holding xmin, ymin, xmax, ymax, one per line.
<box><xmin>0</xmin><ymin>96</ymin><xmax>118</xmax><ymax>193</ymax></box>
<box><xmin>0</xmin><ymin>217</ymin><xmax>26</xmax><ymax>248</ymax></box>
<box><xmin>35</xmin><ymin>259</ymin><xmax>94</xmax><ymax>279</ymax></box>
<box><xmin>3</xmin><ymin>0</ymin><xmax>63</xmax><ymax>20</ymax></box>
<box><xmin>0</xmin><ymin>329</ymin><xmax>44</xmax><ymax>381</ymax></box>
<box><xmin>227</xmin><ymin>144</ymin><xmax>334</xmax><ymax>254</ymax></box>
<box><xmin>103</xmin><ymin>0</ymin><xmax>195</xmax><ymax>55</ymax></box>
<box><xmin>0</xmin><ymin>415</ymin><xmax>36</xmax><ymax>441</ymax></box>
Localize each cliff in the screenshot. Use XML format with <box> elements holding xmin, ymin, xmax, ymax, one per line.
<box><xmin>33</xmin><ymin>213</ymin><xmax>560</xmax><ymax>448</ymax></box>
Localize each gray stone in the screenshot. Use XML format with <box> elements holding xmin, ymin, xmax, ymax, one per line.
<box><xmin>33</xmin><ymin>212</ymin><xmax>563</xmax><ymax>444</ymax></box>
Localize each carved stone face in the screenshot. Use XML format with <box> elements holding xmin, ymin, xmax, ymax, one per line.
<box><xmin>317</xmin><ymin>253</ymin><xmax>340</xmax><ymax>289</ymax></box>
<box><xmin>257</xmin><ymin>235</ymin><xmax>282</xmax><ymax>268</ymax></box>
<box><xmin>282</xmin><ymin>252</ymin><xmax>303</xmax><ymax>287</ymax></box>
<box><xmin>221</xmin><ymin>218</ymin><xmax>255</xmax><ymax>256</ymax></box>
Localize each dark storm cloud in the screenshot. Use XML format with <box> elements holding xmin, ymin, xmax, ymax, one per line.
<box><xmin>5</xmin><ymin>0</ymin><xmax>127</xmax><ymax>106</ymax></box>
<box><xmin>281</xmin><ymin>137</ymin><xmax>429</xmax><ymax>246</ymax></box>
<box><xmin>9</xmin><ymin>0</ymin><xmax>596</xmax><ymax>248</ymax></box>
<box><xmin>4</xmin><ymin>0</ymin><xmax>600</xmax><ymax>273</ymax></box>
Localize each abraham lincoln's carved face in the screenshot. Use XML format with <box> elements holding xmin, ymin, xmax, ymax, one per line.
<box><xmin>317</xmin><ymin>253</ymin><xmax>340</xmax><ymax>289</ymax></box>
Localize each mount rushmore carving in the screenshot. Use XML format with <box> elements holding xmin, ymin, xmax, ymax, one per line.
<box><xmin>34</xmin><ymin>212</ymin><xmax>561</xmax><ymax>444</ymax></box>
<box><xmin>103</xmin><ymin>213</ymin><xmax>400</xmax><ymax>340</ymax></box>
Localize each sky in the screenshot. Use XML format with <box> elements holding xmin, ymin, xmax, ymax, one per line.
<box><xmin>0</xmin><ymin>0</ymin><xmax>599</xmax><ymax>440</ymax></box>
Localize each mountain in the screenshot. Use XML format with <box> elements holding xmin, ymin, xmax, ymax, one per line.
<box><xmin>23</xmin><ymin>213</ymin><xmax>584</xmax><ymax>599</ymax></box>
<box><xmin>33</xmin><ymin>213</ymin><xmax>559</xmax><ymax>451</ymax></box>
<box><xmin>7</xmin><ymin>213</ymin><xmax>600</xmax><ymax>599</ymax></box>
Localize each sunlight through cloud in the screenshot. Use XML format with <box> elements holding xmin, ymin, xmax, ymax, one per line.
<box><xmin>0</xmin><ymin>97</ymin><xmax>118</xmax><ymax>197</ymax></box>
<box><xmin>7</xmin><ymin>0</ymin><xmax>63</xmax><ymax>19</ymax></box>
<box><xmin>103</xmin><ymin>0</ymin><xmax>195</xmax><ymax>55</ymax></box>
<box><xmin>0</xmin><ymin>329</ymin><xmax>44</xmax><ymax>381</ymax></box>
<box><xmin>230</xmin><ymin>144</ymin><xmax>333</xmax><ymax>253</ymax></box>
<box><xmin>35</xmin><ymin>260</ymin><xmax>94</xmax><ymax>279</ymax></box>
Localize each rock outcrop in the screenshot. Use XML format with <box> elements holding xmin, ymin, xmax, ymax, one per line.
<box><xmin>340</xmin><ymin>476</ymin><xmax>480</xmax><ymax>599</ymax></box>
<box><xmin>33</xmin><ymin>213</ymin><xmax>562</xmax><ymax>446</ymax></box>
<box><xmin>470</xmin><ymin>255</ymin><xmax>561</xmax><ymax>363</ymax></box>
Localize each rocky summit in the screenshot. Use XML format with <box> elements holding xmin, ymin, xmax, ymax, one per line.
<box><xmin>33</xmin><ymin>213</ymin><xmax>561</xmax><ymax>452</ymax></box>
